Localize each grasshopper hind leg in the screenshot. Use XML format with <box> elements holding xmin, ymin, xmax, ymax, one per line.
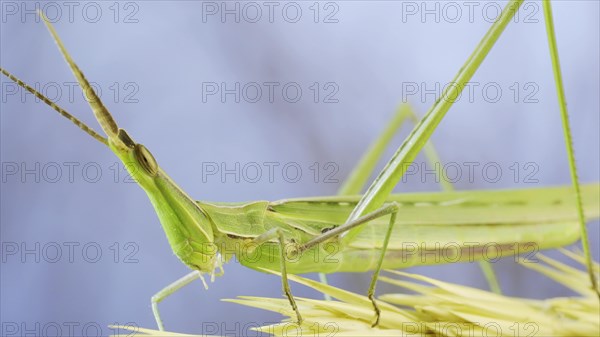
<box><xmin>300</xmin><ymin>202</ymin><xmax>400</xmax><ymax>327</ymax></box>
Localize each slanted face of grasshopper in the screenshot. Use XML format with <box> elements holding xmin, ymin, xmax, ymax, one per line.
<box><xmin>110</xmin><ymin>126</ymin><xmax>221</xmax><ymax>274</ymax></box>
<box><xmin>28</xmin><ymin>15</ymin><xmax>223</xmax><ymax>276</ymax></box>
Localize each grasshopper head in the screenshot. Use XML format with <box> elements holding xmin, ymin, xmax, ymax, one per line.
<box><xmin>106</xmin><ymin>128</ymin><xmax>220</xmax><ymax>273</ymax></box>
<box><xmin>0</xmin><ymin>13</ymin><xmax>221</xmax><ymax>274</ymax></box>
<box><xmin>107</xmin><ymin>127</ymin><xmax>159</xmax><ymax>188</ymax></box>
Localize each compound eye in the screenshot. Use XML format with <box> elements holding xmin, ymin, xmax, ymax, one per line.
<box><xmin>134</xmin><ymin>144</ymin><xmax>158</xmax><ymax>176</ymax></box>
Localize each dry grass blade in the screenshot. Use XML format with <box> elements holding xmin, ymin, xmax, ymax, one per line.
<box><xmin>112</xmin><ymin>251</ymin><xmax>599</xmax><ymax>337</ymax></box>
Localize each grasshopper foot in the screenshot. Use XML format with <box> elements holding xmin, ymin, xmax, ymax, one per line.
<box><xmin>369</xmin><ymin>293</ymin><xmax>381</xmax><ymax>327</ymax></box>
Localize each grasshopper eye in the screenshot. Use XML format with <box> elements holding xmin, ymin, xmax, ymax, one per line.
<box><xmin>134</xmin><ymin>144</ymin><xmax>158</xmax><ymax>176</ymax></box>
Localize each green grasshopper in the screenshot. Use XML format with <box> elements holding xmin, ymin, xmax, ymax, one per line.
<box><xmin>1</xmin><ymin>1</ymin><xmax>598</xmax><ymax>331</ymax></box>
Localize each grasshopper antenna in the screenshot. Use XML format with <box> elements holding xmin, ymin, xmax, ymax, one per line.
<box><xmin>0</xmin><ymin>67</ymin><xmax>108</xmax><ymax>146</ymax></box>
<box><xmin>39</xmin><ymin>11</ymin><xmax>119</xmax><ymax>139</ymax></box>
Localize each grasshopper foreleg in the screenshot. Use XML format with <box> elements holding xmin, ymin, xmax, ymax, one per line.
<box><xmin>151</xmin><ymin>271</ymin><xmax>206</xmax><ymax>331</ymax></box>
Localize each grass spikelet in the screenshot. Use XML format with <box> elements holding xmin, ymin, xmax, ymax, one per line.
<box><xmin>112</xmin><ymin>251</ymin><xmax>599</xmax><ymax>337</ymax></box>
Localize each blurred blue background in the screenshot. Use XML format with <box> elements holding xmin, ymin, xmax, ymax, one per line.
<box><xmin>1</xmin><ymin>1</ymin><xmax>599</xmax><ymax>335</ymax></box>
